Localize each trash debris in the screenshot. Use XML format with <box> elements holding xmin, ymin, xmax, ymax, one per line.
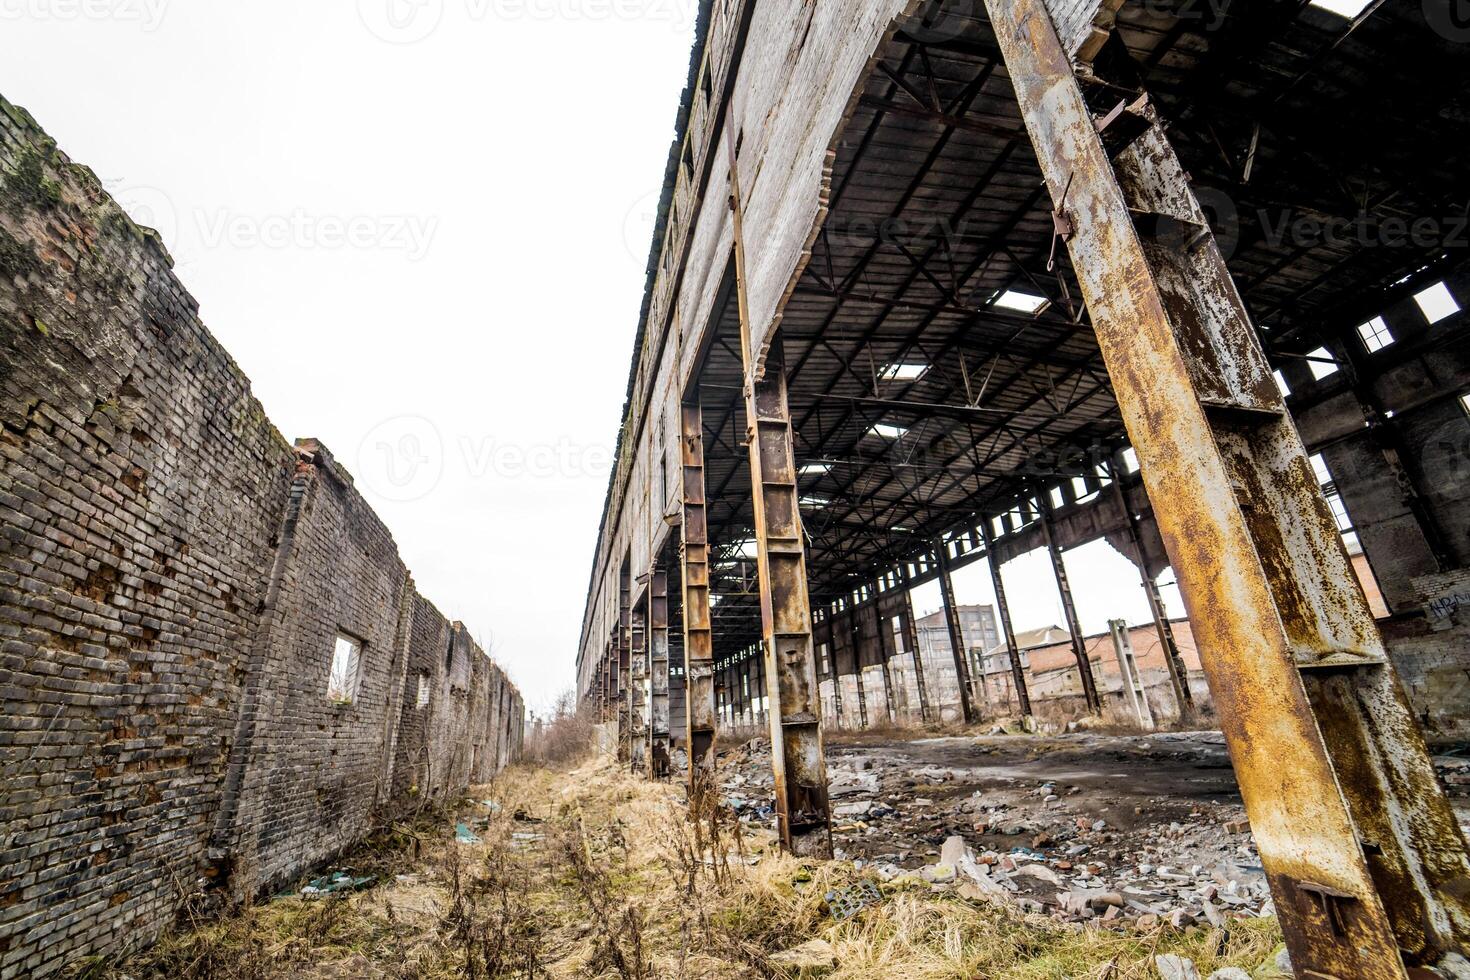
<box><xmin>300</xmin><ymin>869</ymin><xmax>375</xmax><ymax>898</ymax></box>
<box><xmin>454</xmin><ymin>822</ymin><xmax>481</xmax><ymax>844</ymax></box>
<box><xmin>823</xmin><ymin>880</ymin><xmax>883</xmax><ymax>920</ymax></box>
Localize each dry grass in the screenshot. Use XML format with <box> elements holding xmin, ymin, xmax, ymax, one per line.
<box><xmin>71</xmin><ymin>754</ymin><xmax>1285</xmax><ymax>979</ymax></box>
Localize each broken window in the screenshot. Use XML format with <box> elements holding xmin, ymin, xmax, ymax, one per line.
<box><xmin>1357</xmin><ymin>316</ymin><xmax>1394</xmax><ymax>352</ymax></box>
<box><xmin>1305</xmin><ymin>346</ymin><xmax>1340</xmax><ymax>380</ymax></box>
<box><xmin>416</xmin><ymin>670</ymin><xmax>430</xmax><ymax>709</ymax></box>
<box><xmin>327</xmin><ymin>634</ymin><xmax>362</xmax><ymax>704</ymax></box>
<box><xmin>1413</xmin><ymin>281</ymin><xmax>1460</xmax><ymax>324</ymax></box>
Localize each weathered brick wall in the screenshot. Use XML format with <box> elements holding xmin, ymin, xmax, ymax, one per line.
<box><xmin>0</xmin><ymin>94</ymin><xmax>524</xmax><ymax>977</ymax></box>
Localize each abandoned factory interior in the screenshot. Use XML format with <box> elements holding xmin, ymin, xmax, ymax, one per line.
<box><xmin>5</xmin><ymin>0</ymin><xmax>1470</xmax><ymax>976</ymax></box>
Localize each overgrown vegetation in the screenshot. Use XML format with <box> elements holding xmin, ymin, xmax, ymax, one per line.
<box><xmin>71</xmin><ymin>727</ymin><xmax>1285</xmax><ymax>979</ymax></box>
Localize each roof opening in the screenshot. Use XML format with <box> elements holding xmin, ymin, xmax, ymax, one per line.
<box><xmin>1308</xmin><ymin>0</ymin><xmax>1374</xmax><ymax>17</ymax></box>
<box><xmin>991</xmin><ymin>289</ymin><xmax>1048</xmax><ymax>314</ymax></box>
<box><xmin>1273</xmin><ymin>370</ymin><xmax>1291</xmax><ymax>396</ymax></box>
<box><xmin>866</xmin><ymin>422</ymin><xmax>909</xmax><ymax>440</ymax></box>
<box><xmin>879</xmin><ymin>361</ymin><xmax>929</xmax><ymax>382</ymax></box>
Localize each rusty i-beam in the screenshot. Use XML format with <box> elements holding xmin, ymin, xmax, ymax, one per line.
<box><xmin>678</xmin><ymin>399</ymin><xmax>718</xmax><ymax>788</ymax></box>
<box><xmin>629</xmin><ymin>588</ymin><xmax>647</xmax><ymax>774</ymax></box>
<box><xmin>901</xmin><ymin>590</ymin><xmax>933</xmax><ymax>723</ymax></box>
<box><xmin>986</xmin><ymin>0</ymin><xmax>1470</xmax><ymax>972</ymax></box>
<box><xmin>1109</xmin><ymin>449</ymin><xmax>1194</xmax><ymax>719</ymax></box>
<box><xmin>729</xmin><ymin>135</ymin><xmax>832</xmax><ymax>858</ymax></box>
<box><xmin>980</xmin><ymin>523</ymin><xmax>1032</xmax><ymax>719</ymax></box>
<box><xmin>1036</xmin><ymin>487</ymin><xmax>1102</xmax><ymax>713</ymax></box>
<box><xmin>648</xmin><ymin>565</ymin><xmax>670</xmax><ymax>779</ymax></box>
<box><xmin>934</xmin><ymin>537</ymin><xmax>979</xmax><ymax>724</ymax></box>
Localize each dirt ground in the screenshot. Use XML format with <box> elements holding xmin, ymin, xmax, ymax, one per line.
<box><xmin>72</xmin><ymin>729</ymin><xmax>1323</xmax><ymax>980</ymax></box>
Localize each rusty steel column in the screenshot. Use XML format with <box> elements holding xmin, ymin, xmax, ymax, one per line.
<box><xmin>901</xmin><ymin>592</ymin><xmax>932</xmax><ymax>723</ymax></box>
<box><xmin>935</xmin><ymin>539</ymin><xmax>978</xmax><ymax>724</ymax></box>
<box><xmin>1109</xmin><ymin>450</ymin><xmax>1194</xmax><ymax>719</ymax></box>
<box><xmin>678</xmin><ymin>400</ymin><xmax>717</xmax><ymax>786</ymax></box>
<box><xmin>850</xmin><ymin>618</ymin><xmax>870</xmax><ymax>729</ymax></box>
<box><xmin>729</xmin><ymin>128</ymin><xmax>831</xmax><ymax>856</ymax></box>
<box><xmin>986</xmin><ymin>0</ymin><xmax>1470</xmax><ymax>972</ymax></box>
<box><xmin>618</xmin><ymin>569</ymin><xmax>632</xmax><ymax>763</ymax></box>
<box><xmin>649</xmin><ymin>566</ymin><xmax>671</xmax><ymax>779</ymax></box>
<box><xmin>878</xmin><ymin>615</ymin><xmax>897</xmax><ymax>725</ymax></box>
<box><xmin>629</xmin><ymin>592</ymin><xmax>647</xmax><ymax>775</ymax></box>
<box><xmin>1037</xmin><ymin>490</ymin><xmax>1102</xmax><ymax>712</ymax></box>
<box><xmin>981</xmin><ymin>524</ymin><xmax>1032</xmax><ymax>718</ymax></box>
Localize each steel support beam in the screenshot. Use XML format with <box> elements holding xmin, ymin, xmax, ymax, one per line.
<box><xmin>649</xmin><ymin>566</ymin><xmax>671</xmax><ymax>779</ymax></box>
<box><xmin>1037</xmin><ymin>489</ymin><xmax>1102</xmax><ymax>712</ymax></box>
<box><xmin>901</xmin><ymin>592</ymin><xmax>933</xmax><ymax>723</ymax></box>
<box><xmin>618</xmin><ymin>567</ymin><xmax>632</xmax><ymax>762</ymax></box>
<box><xmin>935</xmin><ymin>539</ymin><xmax>979</xmax><ymax>724</ymax></box>
<box><xmin>981</xmin><ymin>523</ymin><xmax>1032</xmax><ymax>718</ymax></box>
<box><xmin>629</xmin><ymin>593</ymin><xmax>647</xmax><ymax>775</ymax></box>
<box><xmin>987</xmin><ymin>0</ymin><xmax>1470</xmax><ymax>971</ymax></box>
<box><xmin>1110</xmin><ymin>451</ymin><xmax>1194</xmax><ymax>719</ymax></box>
<box><xmin>679</xmin><ymin>400</ymin><xmax>718</xmax><ymax>787</ymax></box>
<box><xmin>730</xmin><ymin>120</ymin><xmax>831</xmax><ymax>854</ymax></box>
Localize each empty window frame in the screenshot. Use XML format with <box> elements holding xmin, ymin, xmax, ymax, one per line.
<box><xmin>327</xmin><ymin>633</ymin><xmax>362</xmax><ymax>703</ymax></box>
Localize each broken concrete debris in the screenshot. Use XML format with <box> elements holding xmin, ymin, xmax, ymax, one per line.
<box><xmin>719</xmin><ymin>732</ymin><xmax>1287</xmax><ymax>931</ymax></box>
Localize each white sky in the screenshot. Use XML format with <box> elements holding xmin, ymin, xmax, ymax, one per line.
<box><xmin>1</xmin><ymin>0</ymin><xmax>1184</xmax><ymax>716</ymax></box>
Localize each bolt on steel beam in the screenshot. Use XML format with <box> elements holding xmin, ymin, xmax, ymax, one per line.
<box><xmin>729</xmin><ymin>129</ymin><xmax>832</xmax><ymax>857</ymax></box>
<box><xmin>649</xmin><ymin>566</ymin><xmax>671</xmax><ymax>779</ymax></box>
<box><xmin>986</xmin><ymin>0</ymin><xmax>1470</xmax><ymax>972</ymax></box>
<box><xmin>679</xmin><ymin>399</ymin><xmax>718</xmax><ymax>789</ymax></box>
<box><xmin>935</xmin><ymin>538</ymin><xmax>979</xmax><ymax>724</ymax></box>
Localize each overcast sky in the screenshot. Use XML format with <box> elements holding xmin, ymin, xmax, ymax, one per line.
<box><xmin>1</xmin><ymin>0</ymin><xmax>1183</xmax><ymax>716</ymax></box>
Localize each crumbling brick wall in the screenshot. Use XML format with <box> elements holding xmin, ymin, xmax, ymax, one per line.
<box><xmin>0</xmin><ymin>94</ymin><xmax>524</xmax><ymax>978</ymax></box>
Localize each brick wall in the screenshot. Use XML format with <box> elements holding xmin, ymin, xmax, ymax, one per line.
<box><xmin>0</xmin><ymin>94</ymin><xmax>523</xmax><ymax>977</ymax></box>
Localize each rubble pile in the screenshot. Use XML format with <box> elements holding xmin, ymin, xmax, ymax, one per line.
<box><xmin>715</xmin><ymin>732</ymin><xmax>1281</xmax><ymax>930</ymax></box>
